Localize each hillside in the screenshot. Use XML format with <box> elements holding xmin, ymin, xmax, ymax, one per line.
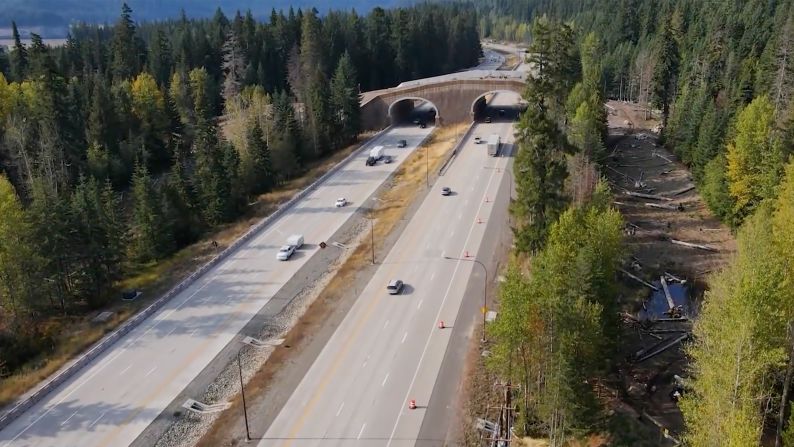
<box><xmin>0</xmin><ymin>0</ymin><xmax>408</xmax><ymax>37</ymax></box>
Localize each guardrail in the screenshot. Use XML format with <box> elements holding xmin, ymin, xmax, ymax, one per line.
<box><xmin>438</xmin><ymin>122</ymin><xmax>476</xmax><ymax>176</ymax></box>
<box><xmin>0</xmin><ymin>126</ymin><xmax>396</xmax><ymax>432</ymax></box>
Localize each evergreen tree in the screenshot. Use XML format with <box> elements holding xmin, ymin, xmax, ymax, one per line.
<box><xmin>148</xmin><ymin>29</ymin><xmax>173</xmax><ymax>87</ymax></box>
<box><xmin>650</xmin><ymin>23</ymin><xmax>680</xmax><ymax>128</ymax></box>
<box><xmin>330</xmin><ymin>52</ymin><xmax>361</xmax><ymax>145</ymax></box>
<box><xmin>513</xmin><ymin>104</ymin><xmax>568</xmax><ymax>253</ymax></box>
<box><xmin>110</xmin><ymin>3</ymin><xmax>141</xmax><ymax>81</ymax></box>
<box><xmin>9</xmin><ymin>21</ymin><xmax>28</xmax><ymax>82</ymax></box>
<box><xmin>128</xmin><ymin>161</ymin><xmax>172</xmax><ymax>263</ymax></box>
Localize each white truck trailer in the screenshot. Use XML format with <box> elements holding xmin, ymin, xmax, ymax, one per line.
<box><xmin>487</xmin><ymin>134</ymin><xmax>501</xmax><ymax>156</ymax></box>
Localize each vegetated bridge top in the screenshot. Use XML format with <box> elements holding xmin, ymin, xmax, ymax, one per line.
<box><xmin>360</xmin><ymin>69</ymin><xmax>528</xmax><ymax>130</ymax></box>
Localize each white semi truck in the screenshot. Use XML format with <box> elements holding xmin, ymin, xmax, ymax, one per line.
<box><xmin>366</xmin><ymin>145</ymin><xmax>385</xmax><ymax>166</ymax></box>
<box><xmin>487</xmin><ymin>134</ymin><xmax>501</xmax><ymax>156</ymax></box>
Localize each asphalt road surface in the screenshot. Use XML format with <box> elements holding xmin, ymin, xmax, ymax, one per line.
<box><xmin>259</xmin><ymin>93</ymin><xmax>518</xmax><ymax>446</ymax></box>
<box><xmin>0</xmin><ymin>125</ymin><xmax>434</xmax><ymax>447</ymax></box>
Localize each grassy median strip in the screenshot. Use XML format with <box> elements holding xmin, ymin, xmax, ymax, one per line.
<box><xmin>196</xmin><ymin>123</ymin><xmax>468</xmax><ymax>446</ymax></box>
<box><xmin>0</xmin><ymin>132</ymin><xmax>378</xmax><ymax>409</ymax></box>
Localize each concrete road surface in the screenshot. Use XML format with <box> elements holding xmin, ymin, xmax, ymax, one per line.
<box><xmin>0</xmin><ymin>125</ymin><xmax>434</xmax><ymax>447</ymax></box>
<box><xmin>259</xmin><ymin>93</ymin><xmax>518</xmax><ymax>446</ymax></box>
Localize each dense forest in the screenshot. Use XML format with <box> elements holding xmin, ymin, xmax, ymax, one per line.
<box><xmin>480</xmin><ymin>0</ymin><xmax>794</xmax><ymax>445</ymax></box>
<box><xmin>0</xmin><ymin>2</ymin><xmax>481</xmax><ymax>380</ymax></box>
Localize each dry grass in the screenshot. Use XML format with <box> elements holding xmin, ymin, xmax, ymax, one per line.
<box><xmin>196</xmin><ymin>124</ymin><xmax>467</xmax><ymax>447</ymax></box>
<box><xmin>0</xmin><ymin>132</ymin><xmax>376</xmax><ymax>409</ymax></box>
<box><xmin>504</xmin><ymin>53</ymin><xmax>520</xmax><ymax>69</ymax></box>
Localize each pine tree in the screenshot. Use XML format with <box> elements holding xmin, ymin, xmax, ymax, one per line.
<box><xmin>111</xmin><ymin>3</ymin><xmax>141</xmax><ymax>81</ymax></box>
<box><xmin>9</xmin><ymin>21</ymin><xmax>28</xmax><ymax>82</ymax></box>
<box><xmin>513</xmin><ymin>105</ymin><xmax>568</xmax><ymax>253</ymax></box>
<box><xmin>242</xmin><ymin>120</ymin><xmax>274</xmax><ymax>195</ymax></box>
<box><xmin>221</xmin><ymin>30</ymin><xmax>246</xmax><ymax>107</ymax></box>
<box><xmin>148</xmin><ymin>29</ymin><xmax>173</xmax><ymax>87</ymax></box>
<box><xmin>650</xmin><ymin>23</ymin><xmax>680</xmax><ymax>128</ymax></box>
<box><xmin>330</xmin><ymin>52</ymin><xmax>361</xmax><ymax>145</ymax></box>
<box><xmin>128</xmin><ymin>161</ymin><xmax>172</xmax><ymax>263</ymax></box>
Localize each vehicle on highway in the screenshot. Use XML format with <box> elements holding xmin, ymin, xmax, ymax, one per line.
<box><xmin>485</xmin><ymin>116</ymin><xmax>492</xmax><ymax>123</ymax></box>
<box><xmin>287</xmin><ymin>234</ymin><xmax>304</xmax><ymax>248</ymax></box>
<box><xmin>474</xmin><ymin>136</ymin><xmax>481</xmax><ymax>144</ymax></box>
<box><xmin>383</xmin><ymin>155</ymin><xmax>393</xmax><ymax>164</ymax></box>
<box><xmin>413</xmin><ymin>118</ymin><xmax>421</xmax><ymax>125</ymax></box>
<box><xmin>387</xmin><ymin>279</ymin><xmax>404</xmax><ymax>295</ymax></box>
<box><xmin>397</xmin><ymin>139</ymin><xmax>407</xmax><ymax>148</ymax></box>
<box><xmin>277</xmin><ymin>245</ymin><xmax>295</xmax><ymax>261</ymax></box>
<box><xmin>441</xmin><ymin>187</ymin><xmax>451</xmax><ymax>196</ymax></box>
<box><xmin>499</xmin><ymin>109</ymin><xmax>506</xmax><ymax>117</ymax></box>
<box><xmin>366</xmin><ymin>156</ymin><xmax>376</xmax><ymax>166</ymax></box>
<box><xmin>420</xmin><ymin>123</ymin><xmax>427</xmax><ymax>128</ymax></box>
<box><xmin>487</xmin><ymin>134</ymin><xmax>501</xmax><ymax>156</ymax></box>
<box><xmin>335</xmin><ymin>197</ymin><xmax>347</xmax><ymax>207</ymax></box>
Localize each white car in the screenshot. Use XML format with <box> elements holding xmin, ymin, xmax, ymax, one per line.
<box><xmin>335</xmin><ymin>197</ymin><xmax>347</xmax><ymax>207</ymax></box>
<box><xmin>277</xmin><ymin>245</ymin><xmax>296</xmax><ymax>261</ymax></box>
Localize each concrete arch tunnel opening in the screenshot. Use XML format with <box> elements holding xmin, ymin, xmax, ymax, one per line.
<box><xmin>387</xmin><ymin>97</ymin><xmax>439</xmax><ymax>127</ymax></box>
<box><xmin>471</xmin><ymin>90</ymin><xmax>526</xmax><ymax>122</ymax></box>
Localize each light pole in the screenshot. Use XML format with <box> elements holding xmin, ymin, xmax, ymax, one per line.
<box><xmin>425</xmin><ymin>145</ymin><xmax>430</xmax><ymax>188</ymax></box>
<box><xmin>443</xmin><ymin>255</ymin><xmax>488</xmax><ymax>342</ymax></box>
<box><xmin>369</xmin><ymin>215</ymin><xmax>375</xmax><ymax>264</ymax></box>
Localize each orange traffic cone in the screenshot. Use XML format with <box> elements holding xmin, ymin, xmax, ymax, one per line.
<box><xmin>477</xmin><ymin>217</ymin><xmax>483</xmax><ymax>224</ymax></box>
<box><xmin>438</xmin><ymin>321</ymin><xmax>445</xmax><ymax>329</ymax></box>
<box><xmin>408</xmin><ymin>399</ymin><xmax>417</xmax><ymax>410</ymax></box>
<box><xmin>464</xmin><ymin>250</ymin><xmax>470</xmax><ymax>258</ymax></box>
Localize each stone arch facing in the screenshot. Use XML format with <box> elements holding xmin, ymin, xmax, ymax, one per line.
<box><xmin>387</xmin><ymin>97</ymin><xmax>440</xmax><ymax>126</ymax></box>
<box><xmin>360</xmin><ymin>78</ymin><xmax>525</xmax><ymax>130</ymax></box>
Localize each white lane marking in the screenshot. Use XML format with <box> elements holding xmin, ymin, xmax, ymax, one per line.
<box><xmin>89</xmin><ymin>411</ymin><xmax>107</xmax><ymax>428</ymax></box>
<box><xmin>336</xmin><ymin>401</ymin><xmax>345</xmax><ymax>416</ymax></box>
<box><xmin>166</xmin><ymin>326</ymin><xmax>177</xmax><ymax>336</ymax></box>
<box><xmin>0</xmin><ymin>127</ymin><xmax>427</xmax><ymax>446</ymax></box>
<box><xmin>382</xmin><ymin>374</ymin><xmax>390</xmax><ymax>387</ymax></box>
<box><xmin>60</xmin><ymin>410</ymin><xmax>78</xmax><ymax>426</ymax></box>
<box><xmin>145</xmin><ymin>366</ymin><xmax>157</xmax><ymax>377</ymax></box>
<box><xmin>358</xmin><ymin>423</ymin><xmax>367</xmax><ymax>440</ymax></box>
<box><xmin>417</xmin><ymin>299</ymin><xmax>423</xmax><ymax>309</ymax></box>
<box><xmin>431</xmin><ymin>272</ymin><xmax>436</xmax><ymax>281</ymax></box>
<box><xmin>386</xmin><ymin>151</ymin><xmax>504</xmax><ymax>447</ymax></box>
<box><xmin>384</xmin><ymin>320</ymin><xmax>389</xmax><ymax>329</ymax></box>
<box><xmin>119</xmin><ymin>363</ymin><xmax>133</xmax><ymax>376</ymax></box>
<box><xmin>190</xmin><ymin>328</ymin><xmax>198</xmax><ymax>337</ymax></box>
<box><xmin>401</xmin><ymin>332</ymin><xmax>408</xmax><ymax>344</ymax></box>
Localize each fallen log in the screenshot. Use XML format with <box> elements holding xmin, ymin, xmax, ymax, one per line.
<box><xmin>664</xmin><ymin>271</ymin><xmax>685</xmax><ymax>283</ymax></box>
<box><xmin>635</xmin><ymin>333</ymin><xmax>689</xmax><ymax>363</ymax></box>
<box><xmin>653</xmin><ymin>152</ymin><xmax>675</xmax><ymax>163</ymax></box>
<box><xmin>626</xmin><ymin>191</ymin><xmax>673</xmax><ymax>201</ymax></box>
<box><xmin>645</xmin><ymin>202</ymin><xmax>684</xmax><ymax>211</ymax></box>
<box><xmin>641</xmin><ymin>411</ymin><xmax>682</xmax><ymax>446</ymax></box>
<box><xmin>670</xmin><ymin>239</ymin><xmax>718</xmax><ymax>252</ymax></box>
<box><xmin>671</xmin><ymin>185</ymin><xmax>696</xmax><ymax>196</ymax></box>
<box><xmin>661</xmin><ymin>276</ymin><xmax>675</xmax><ymax>311</ymax></box>
<box><xmin>619</xmin><ymin>268</ymin><xmax>659</xmax><ymax>291</ymax></box>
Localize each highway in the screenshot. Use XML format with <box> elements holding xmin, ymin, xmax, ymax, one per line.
<box><xmin>0</xmin><ymin>125</ymin><xmax>434</xmax><ymax>447</ymax></box>
<box><xmin>259</xmin><ymin>93</ymin><xmax>518</xmax><ymax>446</ymax></box>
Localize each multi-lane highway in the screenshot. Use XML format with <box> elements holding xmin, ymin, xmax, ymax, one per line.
<box><xmin>259</xmin><ymin>93</ymin><xmax>518</xmax><ymax>446</ymax></box>
<box><xmin>0</xmin><ymin>125</ymin><xmax>434</xmax><ymax>447</ymax></box>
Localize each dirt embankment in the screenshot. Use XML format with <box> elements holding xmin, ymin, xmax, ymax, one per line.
<box><xmin>603</xmin><ymin>100</ymin><xmax>735</xmax><ymax>443</ymax></box>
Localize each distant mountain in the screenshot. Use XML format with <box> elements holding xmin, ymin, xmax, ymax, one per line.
<box><xmin>0</xmin><ymin>0</ymin><xmax>409</xmax><ymax>37</ymax></box>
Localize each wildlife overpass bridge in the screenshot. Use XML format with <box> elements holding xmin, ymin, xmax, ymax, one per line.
<box><xmin>360</xmin><ymin>70</ymin><xmax>527</xmax><ymax>130</ymax></box>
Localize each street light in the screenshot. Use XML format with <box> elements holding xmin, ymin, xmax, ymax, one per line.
<box><xmin>443</xmin><ymin>255</ymin><xmax>488</xmax><ymax>342</ymax></box>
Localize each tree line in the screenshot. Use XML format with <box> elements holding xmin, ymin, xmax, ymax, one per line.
<box><xmin>488</xmin><ymin>16</ymin><xmax>622</xmax><ymax>444</ymax></box>
<box><xmin>0</xmin><ymin>3</ymin><xmax>481</xmax><ymax>378</ymax></box>
<box><xmin>479</xmin><ymin>0</ymin><xmax>794</xmax><ymax>444</ymax></box>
